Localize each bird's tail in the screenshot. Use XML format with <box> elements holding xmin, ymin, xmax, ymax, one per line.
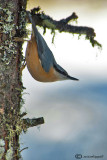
<box><xmin>66</xmin><ymin>74</ymin><xmax>79</xmax><ymax>81</ymax></box>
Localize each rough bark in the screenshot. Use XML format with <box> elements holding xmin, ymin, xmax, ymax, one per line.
<box><xmin>0</xmin><ymin>0</ymin><xmax>26</xmax><ymax>159</ymax></box>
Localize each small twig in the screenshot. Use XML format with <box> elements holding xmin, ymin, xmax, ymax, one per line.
<box><xmin>20</xmin><ymin>112</ymin><xmax>27</xmax><ymax>118</ymax></box>
<box><xmin>22</xmin><ymin>117</ymin><xmax>44</xmax><ymax>129</ymax></box>
<box><xmin>59</xmin><ymin>12</ymin><xmax>78</xmax><ymax>24</ymax></box>
<box><xmin>20</xmin><ymin>147</ymin><xmax>28</xmax><ymax>152</ymax></box>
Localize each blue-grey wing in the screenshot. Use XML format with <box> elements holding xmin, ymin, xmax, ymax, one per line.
<box><xmin>36</xmin><ymin>31</ymin><xmax>55</xmax><ymax>72</ymax></box>
<box><xmin>53</xmin><ymin>62</ymin><xmax>68</xmax><ymax>76</ymax></box>
<box><xmin>27</xmin><ymin>11</ymin><xmax>54</xmax><ymax>72</ymax></box>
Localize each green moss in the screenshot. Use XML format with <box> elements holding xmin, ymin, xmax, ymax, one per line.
<box><xmin>42</xmin><ymin>19</ymin><xmax>56</xmax><ymax>29</ymax></box>
<box><xmin>1</xmin><ymin>9</ymin><xmax>15</xmax><ymax>36</ymax></box>
<box><xmin>0</xmin><ymin>145</ymin><xmax>5</xmax><ymax>159</ymax></box>
<box><xmin>3</xmin><ymin>23</ymin><xmax>15</xmax><ymax>35</ymax></box>
<box><xmin>6</xmin><ymin>146</ymin><xmax>13</xmax><ymax>160</ymax></box>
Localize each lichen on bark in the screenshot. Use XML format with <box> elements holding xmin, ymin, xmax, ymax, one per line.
<box><xmin>0</xmin><ymin>0</ymin><xmax>27</xmax><ymax>159</ymax></box>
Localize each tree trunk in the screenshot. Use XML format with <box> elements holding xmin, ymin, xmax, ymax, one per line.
<box><xmin>0</xmin><ymin>0</ymin><xmax>27</xmax><ymax>159</ymax></box>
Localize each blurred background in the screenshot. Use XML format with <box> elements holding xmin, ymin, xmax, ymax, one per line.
<box><xmin>20</xmin><ymin>0</ymin><xmax>107</xmax><ymax>159</ymax></box>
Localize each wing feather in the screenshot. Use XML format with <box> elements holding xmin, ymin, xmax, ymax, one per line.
<box><xmin>27</xmin><ymin>11</ymin><xmax>55</xmax><ymax>72</ymax></box>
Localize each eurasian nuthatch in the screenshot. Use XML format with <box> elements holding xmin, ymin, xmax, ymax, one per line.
<box><xmin>26</xmin><ymin>12</ymin><xmax>79</xmax><ymax>82</ymax></box>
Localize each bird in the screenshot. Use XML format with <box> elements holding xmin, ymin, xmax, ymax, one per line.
<box><xmin>25</xmin><ymin>12</ymin><xmax>79</xmax><ymax>82</ymax></box>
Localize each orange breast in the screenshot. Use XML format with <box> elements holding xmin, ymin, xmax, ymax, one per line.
<box><xmin>25</xmin><ymin>37</ymin><xmax>59</xmax><ymax>82</ymax></box>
